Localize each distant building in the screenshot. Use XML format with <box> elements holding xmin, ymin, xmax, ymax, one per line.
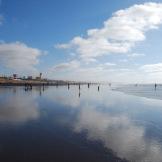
<box><xmin>40</xmin><ymin>73</ymin><xmax>42</xmax><ymax>79</ymax></box>
<box><xmin>36</xmin><ymin>77</ymin><xmax>40</xmax><ymax>80</ymax></box>
<box><xmin>28</xmin><ymin>76</ymin><xmax>33</xmax><ymax>80</ymax></box>
<box><xmin>36</xmin><ymin>73</ymin><xmax>42</xmax><ymax>80</ymax></box>
<box><xmin>13</xmin><ymin>74</ymin><xmax>18</xmax><ymax>79</ymax></box>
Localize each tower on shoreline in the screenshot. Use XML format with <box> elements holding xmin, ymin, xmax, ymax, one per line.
<box><xmin>40</xmin><ymin>73</ymin><xmax>42</xmax><ymax>79</ymax></box>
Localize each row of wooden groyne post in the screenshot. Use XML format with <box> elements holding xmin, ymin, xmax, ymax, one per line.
<box><xmin>24</xmin><ymin>82</ymin><xmax>101</xmax><ymax>92</ymax></box>
<box><xmin>67</xmin><ymin>83</ymin><xmax>100</xmax><ymax>91</ymax></box>
<box><xmin>67</xmin><ymin>83</ymin><xmax>100</xmax><ymax>98</ymax></box>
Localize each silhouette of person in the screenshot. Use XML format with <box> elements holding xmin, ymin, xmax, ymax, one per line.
<box><xmin>155</xmin><ymin>83</ymin><xmax>157</xmax><ymax>90</ymax></box>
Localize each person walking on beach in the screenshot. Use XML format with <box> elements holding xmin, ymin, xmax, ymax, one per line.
<box><xmin>155</xmin><ymin>83</ymin><xmax>157</xmax><ymax>90</ymax></box>
<box><xmin>98</xmin><ymin>85</ymin><xmax>100</xmax><ymax>91</ymax></box>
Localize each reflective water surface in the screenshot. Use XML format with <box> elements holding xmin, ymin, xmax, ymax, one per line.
<box><xmin>0</xmin><ymin>85</ymin><xmax>162</xmax><ymax>162</ymax></box>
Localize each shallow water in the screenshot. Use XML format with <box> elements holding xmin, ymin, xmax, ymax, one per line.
<box><xmin>115</xmin><ymin>84</ymin><xmax>162</xmax><ymax>100</ymax></box>
<box><xmin>0</xmin><ymin>85</ymin><xmax>162</xmax><ymax>162</ymax></box>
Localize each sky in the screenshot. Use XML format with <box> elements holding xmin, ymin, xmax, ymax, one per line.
<box><xmin>1</xmin><ymin>0</ymin><xmax>162</xmax><ymax>83</ymax></box>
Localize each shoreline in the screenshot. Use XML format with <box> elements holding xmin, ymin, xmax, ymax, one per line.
<box><xmin>0</xmin><ymin>80</ymin><xmax>96</xmax><ymax>86</ymax></box>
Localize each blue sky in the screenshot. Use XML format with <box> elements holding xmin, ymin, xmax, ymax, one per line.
<box><xmin>1</xmin><ymin>0</ymin><xmax>162</xmax><ymax>83</ymax></box>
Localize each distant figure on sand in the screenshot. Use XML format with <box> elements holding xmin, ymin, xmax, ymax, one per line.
<box><xmin>98</xmin><ymin>86</ymin><xmax>100</xmax><ymax>91</ymax></box>
<box><xmin>155</xmin><ymin>83</ymin><xmax>157</xmax><ymax>90</ymax></box>
<box><xmin>24</xmin><ymin>83</ymin><xmax>32</xmax><ymax>91</ymax></box>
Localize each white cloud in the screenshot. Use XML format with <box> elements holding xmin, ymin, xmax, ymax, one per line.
<box><xmin>128</xmin><ymin>53</ymin><xmax>145</xmax><ymax>58</ymax></box>
<box><xmin>0</xmin><ymin>42</ymin><xmax>43</xmax><ymax>74</ymax></box>
<box><xmin>84</xmin><ymin>58</ymin><xmax>97</xmax><ymax>63</ymax></box>
<box><xmin>70</xmin><ymin>52</ymin><xmax>76</xmax><ymax>57</ymax></box>
<box><xmin>118</xmin><ymin>59</ymin><xmax>129</xmax><ymax>63</ymax></box>
<box><xmin>47</xmin><ymin>60</ymin><xmax>162</xmax><ymax>83</ymax></box>
<box><xmin>103</xmin><ymin>62</ymin><xmax>116</xmax><ymax>67</ymax></box>
<box><xmin>50</xmin><ymin>60</ymin><xmax>80</xmax><ymax>72</ymax></box>
<box><xmin>56</xmin><ymin>2</ymin><xmax>162</xmax><ymax>61</ymax></box>
<box><xmin>140</xmin><ymin>63</ymin><xmax>162</xmax><ymax>73</ymax></box>
<box><xmin>47</xmin><ymin>60</ymin><xmax>135</xmax><ymax>82</ymax></box>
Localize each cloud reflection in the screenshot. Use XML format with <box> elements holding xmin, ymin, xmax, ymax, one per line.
<box><xmin>0</xmin><ymin>95</ymin><xmax>40</xmax><ymax>123</ymax></box>
<box><xmin>73</xmin><ymin>106</ymin><xmax>162</xmax><ymax>162</ymax></box>
<box><xmin>44</xmin><ymin>87</ymin><xmax>81</xmax><ymax>108</ymax></box>
<box><xmin>43</xmin><ymin>86</ymin><xmax>162</xmax><ymax>161</ymax></box>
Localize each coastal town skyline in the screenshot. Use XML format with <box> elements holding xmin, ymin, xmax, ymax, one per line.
<box><xmin>1</xmin><ymin>0</ymin><xmax>162</xmax><ymax>83</ymax></box>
